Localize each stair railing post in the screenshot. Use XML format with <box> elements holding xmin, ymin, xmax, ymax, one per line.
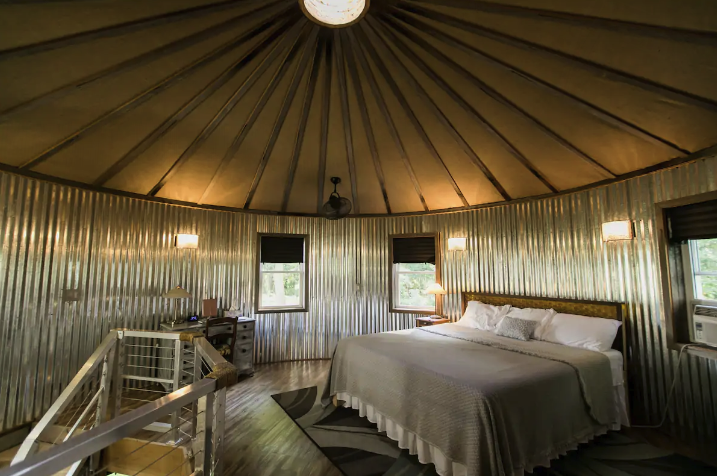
<box><xmin>193</xmin><ymin>391</ymin><xmax>214</xmax><ymax>475</ymax></box>
<box><xmin>111</xmin><ymin>332</ymin><xmax>125</xmax><ymax>419</ymax></box>
<box><xmin>92</xmin><ymin>351</ymin><xmax>113</xmax><ymax>476</ymax></box>
<box><xmin>172</xmin><ymin>339</ymin><xmax>183</xmax><ymax>443</ymax></box>
<box><xmin>192</xmin><ymin>349</ymin><xmax>203</xmax><ymax>437</ymax></box>
<box><xmin>213</xmin><ymin>387</ymin><xmax>226</xmax><ymax>476</ymax></box>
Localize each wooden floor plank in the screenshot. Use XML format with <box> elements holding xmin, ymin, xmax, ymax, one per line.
<box><xmin>223</xmin><ymin>360</ymin><xmax>341</xmax><ymax>476</ymax></box>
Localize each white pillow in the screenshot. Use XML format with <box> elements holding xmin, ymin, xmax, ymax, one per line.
<box><xmin>502</xmin><ymin>307</ymin><xmax>556</xmax><ymax>340</ymax></box>
<box><xmin>541</xmin><ymin>313</ymin><xmax>622</xmax><ymax>352</ymax></box>
<box><xmin>457</xmin><ymin>301</ymin><xmax>511</xmax><ymax>330</ymax></box>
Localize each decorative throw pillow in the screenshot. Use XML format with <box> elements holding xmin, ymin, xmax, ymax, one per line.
<box><xmin>502</xmin><ymin>307</ymin><xmax>556</xmax><ymax>340</ymax></box>
<box><xmin>456</xmin><ymin>301</ymin><xmax>511</xmax><ymax>330</ymax></box>
<box><xmin>495</xmin><ymin>315</ymin><xmax>539</xmax><ymax>341</ymax></box>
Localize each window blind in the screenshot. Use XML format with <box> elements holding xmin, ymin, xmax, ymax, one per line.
<box><xmin>392</xmin><ymin>236</ymin><xmax>436</xmax><ymax>264</ymax></box>
<box><xmin>260</xmin><ymin>236</ymin><xmax>305</xmax><ymax>263</ymax></box>
<box><xmin>667</xmin><ymin>199</ymin><xmax>717</xmax><ymax>242</ymax></box>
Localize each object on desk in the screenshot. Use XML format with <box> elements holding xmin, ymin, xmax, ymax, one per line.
<box><xmin>161</xmin><ymin>286</ymin><xmax>191</xmax><ymax>326</ymax></box>
<box><xmin>224</xmin><ymin>309</ymin><xmax>242</xmax><ymax>318</ymax></box>
<box><xmin>188</xmin><ymin>315</ymin><xmax>199</xmax><ymax>322</ymax></box>
<box><xmin>202</xmin><ymin>298</ymin><xmax>218</xmax><ymax>318</ymax></box>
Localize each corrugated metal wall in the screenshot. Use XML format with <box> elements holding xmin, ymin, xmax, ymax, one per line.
<box><xmin>2</xmin><ymin>156</ymin><xmax>717</xmax><ymax>444</ymax></box>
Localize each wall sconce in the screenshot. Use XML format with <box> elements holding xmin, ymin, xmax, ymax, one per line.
<box><xmin>175</xmin><ymin>234</ymin><xmax>199</xmax><ymax>249</ymax></box>
<box><xmin>601</xmin><ymin>221</ymin><xmax>634</xmax><ymax>242</ymax></box>
<box><xmin>447</xmin><ymin>237</ymin><xmax>467</xmax><ymax>251</ymax></box>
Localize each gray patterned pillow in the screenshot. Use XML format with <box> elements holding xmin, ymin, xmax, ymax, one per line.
<box><xmin>495</xmin><ymin>316</ymin><xmax>539</xmax><ymax>341</ymax></box>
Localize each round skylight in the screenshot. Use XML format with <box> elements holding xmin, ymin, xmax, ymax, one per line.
<box><xmin>301</xmin><ymin>0</ymin><xmax>368</xmax><ymax>27</ymax></box>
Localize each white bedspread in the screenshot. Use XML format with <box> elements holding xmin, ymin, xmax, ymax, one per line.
<box><xmin>333</xmin><ymin>329</ymin><xmax>627</xmax><ymax>476</ymax></box>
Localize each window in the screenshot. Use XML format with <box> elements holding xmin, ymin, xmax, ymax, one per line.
<box><xmin>256</xmin><ymin>234</ymin><xmax>308</xmax><ymax>313</ymax></box>
<box><xmin>389</xmin><ymin>234</ymin><xmax>440</xmax><ymax>313</ymax></box>
<box><xmin>687</xmin><ymin>239</ymin><xmax>717</xmax><ymax>301</ymax></box>
<box><xmin>658</xmin><ymin>192</ymin><xmax>717</xmax><ymax>347</ymax></box>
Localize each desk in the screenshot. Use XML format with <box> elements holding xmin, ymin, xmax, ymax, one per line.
<box><xmin>160</xmin><ymin>317</ymin><xmax>256</xmax><ymax>380</ymax></box>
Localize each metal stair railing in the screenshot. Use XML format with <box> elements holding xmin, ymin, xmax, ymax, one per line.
<box><xmin>4</xmin><ymin>328</ymin><xmax>237</xmax><ymax>476</ymax></box>
<box><xmin>11</xmin><ymin>330</ymin><xmax>120</xmax><ymax>468</ymax></box>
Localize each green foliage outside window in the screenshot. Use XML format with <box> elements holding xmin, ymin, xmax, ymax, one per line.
<box><xmin>260</xmin><ymin>262</ymin><xmax>302</xmax><ymax>308</ymax></box>
<box><xmin>396</xmin><ymin>262</ymin><xmax>435</xmax><ymax>309</ymax></box>
<box><xmin>693</xmin><ymin>239</ymin><xmax>717</xmax><ymax>300</ymax></box>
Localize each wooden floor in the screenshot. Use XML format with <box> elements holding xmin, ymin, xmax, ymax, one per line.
<box><xmin>223</xmin><ymin>360</ymin><xmax>341</xmax><ymax>476</ymax></box>
<box><xmin>3</xmin><ymin>360</ymin><xmax>713</xmax><ymax>475</ymax></box>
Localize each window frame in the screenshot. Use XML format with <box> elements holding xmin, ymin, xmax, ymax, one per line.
<box><xmin>684</xmin><ymin>240</ymin><xmax>717</xmax><ymax>304</ymax></box>
<box><xmin>388</xmin><ymin>233</ymin><xmax>441</xmax><ymax>315</ymax></box>
<box><xmin>255</xmin><ymin>233</ymin><xmax>309</xmax><ymax>314</ymax></box>
<box><xmin>656</xmin><ymin>190</ymin><xmax>717</xmax><ymax>357</ymax></box>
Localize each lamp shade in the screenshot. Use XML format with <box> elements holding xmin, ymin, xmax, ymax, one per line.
<box><xmin>601</xmin><ymin>220</ymin><xmax>634</xmax><ymax>241</ymax></box>
<box><xmin>162</xmin><ymin>286</ymin><xmax>192</xmax><ymax>299</ymax></box>
<box><xmin>425</xmin><ymin>283</ymin><xmax>447</xmax><ymax>295</ymax></box>
<box><xmin>447</xmin><ymin>237</ymin><xmax>467</xmax><ymax>251</ymax></box>
<box><xmin>175</xmin><ymin>234</ymin><xmax>199</xmax><ymax>249</ymax></box>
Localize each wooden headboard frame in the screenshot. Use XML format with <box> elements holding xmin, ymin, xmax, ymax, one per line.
<box><xmin>461</xmin><ymin>292</ymin><xmax>627</xmax><ymax>354</ymax></box>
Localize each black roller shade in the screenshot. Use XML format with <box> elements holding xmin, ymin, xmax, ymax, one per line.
<box><xmin>261</xmin><ymin>236</ymin><xmax>304</xmax><ymax>263</ymax></box>
<box><xmin>667</xmin><ymin>199</ymin><xmax>717</xmax><ymax>242</ymax></box>
<box><xmin>392</xmin><ymin>236</ymin><xmax>436</xmax><ymax>264</ymax></box>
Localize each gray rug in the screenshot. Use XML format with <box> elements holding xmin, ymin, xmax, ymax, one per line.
<box><xmin>271</xmin><ymin>386</ymin><xmax>717</xmax><ymax>476</ymax></box>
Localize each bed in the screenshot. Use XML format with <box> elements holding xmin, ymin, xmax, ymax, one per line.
<box><xmin>322</xmin><ymin>292</ymin><xmax>629</xmax><ymax>476</ymax></box>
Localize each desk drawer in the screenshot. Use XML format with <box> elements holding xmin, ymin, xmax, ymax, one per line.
<box><xmin>236</xmin><ymin>330</ymin><xmax>253</xmax><ymax>344</ymax></box>
<box><xmin>204</xmin><ymin>325</ymin><xmax>234</xmax><ymax>337</ymax></box>
<box><xmin>235</xmin><ymin>342</ymin><xmax>253</xmax><ymax>371</ymax></box>
<box><xmin>237</xmin><ymin>321</ymin><xmax>254</xmax><ymax>332</ymax></box>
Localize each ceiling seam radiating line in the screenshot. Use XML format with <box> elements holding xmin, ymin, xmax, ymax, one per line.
<box><xmin>282</xmin><ymin>34</ymin><xmax>325</xmax><ymax>213</ymax></box>
<box><xmin>398</xmin><ymin>3</ymin><xmax>717</xmax><ymax>114</ymax></box>
<box><xmin>378</xmin><ymin>15</ymin><xmax>560</xmax><ymax>193</ymax></box>
<box><xmin>316</xmin><ymin>34</ymin><xmax>333</xmax><ymax>214</ymax></box>
<box><xmin>396</xmin><ymin>12</ymin><xmax>691</xmax><ymax>155</ymax></box>
<box><xmin>371</xmin><ymin>17</ymin><xmax>511</xmax><ymax>200</ymax></box>
<box><xmin>0</xmin><ymin>0</ymin><xmax>291</xmax><ymax>122</ymax></box>
<box><xmin>341</xmin><ymin>29</ymin><xmax>392</xmax><ymax>214</ymax></box>
<box><xmin>407</xmin><ymin>0</ymin><xmax>717</xmax><ymax>47</ymax></box>
<box><xmin>346</xmin><ymin>28</ymin><xmax>428</xmax><ymax>211</ymax></box>
<box><xmin>390</xmin><ymin>8</ymin><xmax>617</xmax><ymax>178</ymax></box>
<box><xmin>21</xmin><ymin>14</ymin><xmax>286</xmax><ymax>171</ymax></box>
<box><xmin>193</xmin><ymin>20</ymin><xmax>310</xmax><ymax>203</ymax></box>
<box><xmin>333</xmin><ymin>30</ymin><xmax>360</xmax><ymax>214</ymax></box>
<box><xmin>0</xmin><ymin>0</ymin><xmax>272</xmax><ymax>61</ymax></box>
<box><xmin>94</xmin><ymin>16</ymin><xmax>297</xmax><ymax>187</ymax></box>
<box><xmin>243</xmin><ymin>26</ymin><xmax>321</xmax><ymax>209</ymax></box>
<box><xmin>356</xmin><ymin>21</ymin><xmax>469</xmax><ymax>207</ymax></box>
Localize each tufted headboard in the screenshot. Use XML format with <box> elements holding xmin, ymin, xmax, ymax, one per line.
<box><xmin>461</xmin><ymin>292</ymin><xmax>627</xmax><ymax>352</ymax></box>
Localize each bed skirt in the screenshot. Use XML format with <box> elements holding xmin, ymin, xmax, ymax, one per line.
<box><xmin>336</xmin><ymin>391</ymin><xmax>468</xmax><ymax>476</ymax></box>
<box><xmin>336</xmin><ymin>391</ymin><xmax>624</xmax><ymax>476</ymax></box>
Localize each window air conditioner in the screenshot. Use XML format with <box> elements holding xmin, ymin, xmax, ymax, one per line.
<box><xmin>692</xmin><ymin>304</ymin><xmax>717</xmax><ymax>346</ymax></box>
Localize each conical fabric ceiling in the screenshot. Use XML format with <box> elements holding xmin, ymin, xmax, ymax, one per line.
<box><xmin>1</xmin><ymin>0</ymin><xmax>717</xmax><ymax>215</ymax></box>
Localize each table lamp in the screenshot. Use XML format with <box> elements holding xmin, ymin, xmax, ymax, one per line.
<box><xmin>425</xmin><ymin>282</ymin><xmax>447</xmax><ymax>318</ymax></box>
<box><xmin>162</xmin><ymin>286</ymin><xmax>192</xmax><ymax>326</ymax></box>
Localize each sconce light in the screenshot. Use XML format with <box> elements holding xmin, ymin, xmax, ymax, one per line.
<box><xmin>175</xmin><ymin>234</ymin><xmax>199</xmax><ymax>249</ymax></box>
<box><xmin>447</xmin><ymin>237</ymin><xmax>467</xmax><ymax>251</ymax></box>
<box><xmin>601</xmin><ymin>220</ymin><xmax>634</xmax><ymax>242</ymax></box>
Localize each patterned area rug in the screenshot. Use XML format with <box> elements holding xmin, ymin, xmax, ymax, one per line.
<box><xmin>271</xmin><ymin>386</ymin><xmax>717</xmax><ymax>476</ymax></box>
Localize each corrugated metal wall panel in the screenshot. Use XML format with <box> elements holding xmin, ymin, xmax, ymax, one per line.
<box><xmin>1</xmin><ymin>156</ymin><xmax>717</xmax><ymax>444</ymax></box>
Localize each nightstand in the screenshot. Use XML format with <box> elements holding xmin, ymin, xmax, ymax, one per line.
<box><xmin>416</xmin><ymin>317</ymin><xmax>450</xmax><ymax>327</ymax></box>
